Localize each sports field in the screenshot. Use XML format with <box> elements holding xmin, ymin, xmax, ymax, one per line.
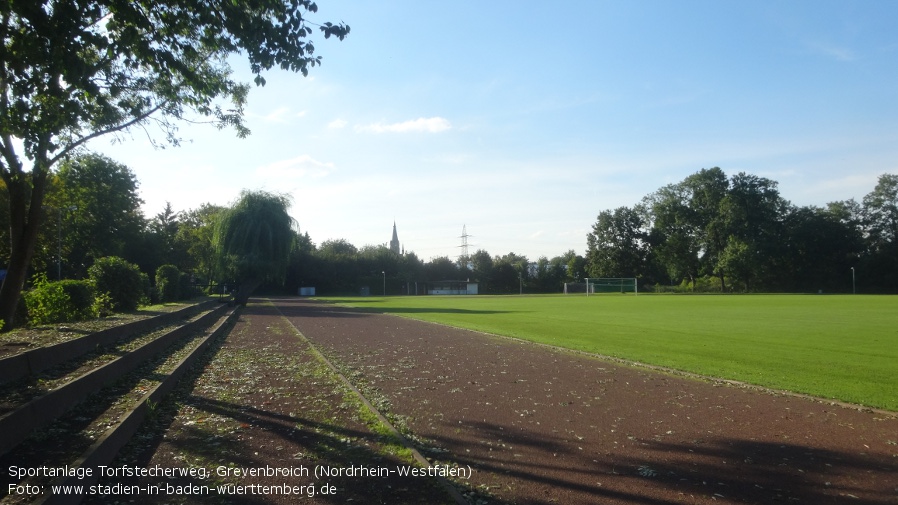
<box><xmin>323</xmin><ymin>294</ymin><xmax>898</xmax><ymax>411</ymax></box>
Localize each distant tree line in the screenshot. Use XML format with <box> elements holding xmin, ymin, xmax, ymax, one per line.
<box><xmin>587</xmin><ymin>167</ymin><xmax>897</xmax><ymax>293</ymax></box>
<box><xmin>287</xmin><ymin>242</ymin><xmax>587</xmax><ymax>296</ymax></box>
<box><xmin>0</xmin><ymin>153</ymin><xmax>591</xmax><ymax>300</ymax></box>
<box><xmin>2</xmin><ymin>156</ymin><xmax>895</xmax><ymax>320</ymax></box>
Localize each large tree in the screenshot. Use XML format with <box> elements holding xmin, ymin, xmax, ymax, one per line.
<box><xmin>214</xmin><ymin>190</ymin><xmax>295</xmax><ymax>305</ymax></box>
<box><xmin>862</xmin><ymin>174</ymin><xmax>898</xmax><ymax>252</ymax></box>
<box><xmin>0</xmin><ymin>0</ymin><xmax>348</xmax><ymax>327</ymax></box>
<box><xmin>860</xmin><ymin>174</ymin><xmax>898</xmax><ymax>291</ymax></box>
<box><xmin>782</xmin><ymin>204</ymin><xmax>863</xmax><ymax>292</ymax></box>
<box><xmin>645</xmin><ymin>182</ymin><xmax>702</xmax><ymax>287</ymax></box>
<box><xmin>715</xmin><ymin>172</ymin><xmax>787</xmax><ymax>290</ymax></box>
<box><xmin>179</xmin><ymin>204</ymin><xmax>227</xmax><ymax>279</ymax></box>
<box><xmin>56</xmin><ymin>153</ymin><xmax>145</xmax><ymax>278</ymax></box>
<box><xmin>644</xmin><ymin>167</ymin><xmax>730</xmax><ymax>288</ymax></box>
<box><xmin>586</xmin><ymin>206</ymin><xmax>649</xmax><ymax>279</ymax></box>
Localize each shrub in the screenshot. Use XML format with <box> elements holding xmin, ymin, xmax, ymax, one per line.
<box><xmin>88</xmin><ymin>256</ymin><xmax>144</xmax><ymax>312</ymax></box>
<box><xmin>155</xmin><ymin>264</ymin><xmax>180</xmax><ymax>303</ymax></box>
<box><xmin>59</xmin><ymin>280</ymin><xmax>95</xmax><ymax>315</ymax></box>
<box><xmin>139</xmin><ymin>272</ymin><xmax>152</xmax><ymax>306</ymax></box>
<box><xmin>178</xmin><ymin>272</ymin><xmax>196</xmax><ymax>300</ymax></box>
<box><xmin>24</xmin><ymin>275</ymin><xmax>96</xmax><ymax>325</ymax></box>
<box><xmin>92</xmin><ymin>291</ymin><xmax>115</xmax><ymax>318</ymax></box>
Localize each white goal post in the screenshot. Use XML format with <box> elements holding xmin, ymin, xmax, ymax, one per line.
<box><xmin>565</xmin><ymin>278</ymin><xmax>637</xmax><ymax>296</ymax></box>
<box><xmin>563</xmin><ymin>282</ymin><xmax>587</xmax><ymax>294</ymax></box>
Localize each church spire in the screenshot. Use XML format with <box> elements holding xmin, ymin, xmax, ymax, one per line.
<box><xmin>390</xmin><ymin>221</ymin><xmax>401</xmax><ymax>255</ymax></box>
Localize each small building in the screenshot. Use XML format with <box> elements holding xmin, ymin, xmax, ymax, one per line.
<box><xmin>426</xmin><ymin>281</ymin><xmax>479</xmax><ymax>295</ymax></box>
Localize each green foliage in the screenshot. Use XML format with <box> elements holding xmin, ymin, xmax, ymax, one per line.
<box><xmin>155</xmin><ymin>264</ymin><xmax>181</xmax><ymax>303</ymax></box>
<box><xmin>215</xmin><ymin>191</ymin><xmax>296</xmax><ymax>284</ymax></box>
<box><xmin>55</xmin><ymin>154</ymin><xmax>145</xmax><ymax>278</ymax></box>
<box><xmin>586</xmin><ymin>206</ymin><xmax>649</xmax><ymax>278</ymax></box>
<box><xmin>88</xmin><ymin>257</ymin><xmax>144</xmax><ymax>312</ymax></box>
<box><xmin>179</xmin><ymin>272</ymin><xmax>196</xmax><ymax>300</ymax></box>
<box><xmin>139</xmin><ymin>272</ymin><xmax>152</xmax><ymax>307</ymax></box>
<box><xmin>60</xmin><ymin>280</ymin><xmax>96</xmax><ymax>315</ymax></box>
<box><xmin>92</xmin><ymin>291</ymin><xmax>115</xmax><ymax>318</ymax></box>
<box><xmin>616</xmin><ymin>167</ymin><xmax>898</xmax><ymax>293</ymax></box>
<box><xmin>862</xmin><ymin>173</ymin><xmax>898</xmax><ymax>248</ymax></box>
<box><xmin>24</xmin><ymin>275</ymin><xmax>96</xmax><ymax>325</ymax></box>
<box><xmin>651</xmin><ymin>276</ymin><xmax>724</xmax><ymax>293</ymax></box>
<box><xmin>167</xmin><ymin>203</ymin><xmax>224</xmax><ymax>281</ymax></box>
<box><xmin>0</xmin><ymin>0</ymin><xmax>348</xmax><ymax>328</ymax></box>
<box><xmin>23</xmin><ymin>281</ymin><xmax>68</xmax><ymax>326</ymax></box>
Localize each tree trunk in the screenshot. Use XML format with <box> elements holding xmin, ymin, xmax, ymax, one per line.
<box><xmin>0</xmin><ymin>164</ymin><xmax>49</xmax><ymax>330</ymax></box>
<box><xmin>232</xmin><ymin>278</ymin><xmax>262</xmax><ymax>306</ymax></box>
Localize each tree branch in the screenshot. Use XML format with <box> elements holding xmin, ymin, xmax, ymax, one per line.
<box><xmin>48</xmin><ymin>102</ymin><xmax>167</xmax><ymax>166</ymax></box>
<box><xmin>0</xmin><ymin>134</ymin><xmax>23</xmax><ymax>180</ymax></box>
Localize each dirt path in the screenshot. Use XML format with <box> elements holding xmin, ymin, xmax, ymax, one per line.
<box><xmin>276</xmin><ymin>297</ymin><xmax>898</xmax><ymax>505</ymax></box>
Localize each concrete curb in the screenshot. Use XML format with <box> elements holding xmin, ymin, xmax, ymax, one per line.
<box><xmin>0</xmin><ymin>300</ymin><xmax>219</xmax><ymax>384</ymax></box>
<box><xmin>0</xmin><ymin>304</ymin><xmax>228</xmax><ymax>456</ymax></box>
<box><xmin>36</xmin><ymin>306</ymin><xmax>239</xmax><ymax>505</ymax></box>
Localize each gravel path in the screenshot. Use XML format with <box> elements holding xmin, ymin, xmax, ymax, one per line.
<box><xmin>91</xmin><ymin>301</ymin><xmax>454</xmax><ymax>505</ymax></box>
<box><xmin>276</xmin><ymin>297</ymin><xmax>898</xmax><ymax>505</ymax></box>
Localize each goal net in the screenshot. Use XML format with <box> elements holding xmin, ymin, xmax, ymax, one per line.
<box><xmin>564</xmin><ymin>278</ymin><xmax>638</xmax><ymax>295</ymax></box>
<box><xmin>563</xmin><ymin>282</ymin><xmax>588</xmax><ymax>294</ymax></box>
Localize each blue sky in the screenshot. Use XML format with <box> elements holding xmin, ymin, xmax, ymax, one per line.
<box><xmin>90</xmin><ymin>0</ymin><xmax>898</xmax><ymax>261</ymax></box>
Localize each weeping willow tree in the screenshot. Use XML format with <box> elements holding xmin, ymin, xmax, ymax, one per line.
<box><xmin>214</xmin><ymin>190</ymin><xmax>295</xmax><ymax>305</ymax></box>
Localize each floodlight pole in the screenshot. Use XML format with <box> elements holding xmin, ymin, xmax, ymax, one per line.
<box><xmin>851</xmin><ymin>267</ymin><xmax>855</xmax><ymax>295</ymax></box>
<box><xmin>382</xmin><ymin>271</ymin><xmax>386</xmax><ymax>296</ymax></box>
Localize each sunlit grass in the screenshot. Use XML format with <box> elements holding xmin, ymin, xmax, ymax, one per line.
<box><xmin>321</xmin><ymin>294</ymin><xmax>898</xmax><ymax>411</ymax></box>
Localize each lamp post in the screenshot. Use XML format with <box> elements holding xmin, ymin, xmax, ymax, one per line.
<box><xmin>382</xmin><ymin>271</ymin><xmax>386</xmax><ymax>296</ymax></box>
<box><xmin>851</xmin><ymin>267</ymin><xmax>856</xmax><ymax>295</ymax></box>
<box><xmin>46</xmin><ymin>205</ymin><xmax>76</xmax><ymax>280</ymax></box>
<box><xmin>56</xmin><ymin>208</ymin><xmax>63</xmax><ymax>280</ymax></box>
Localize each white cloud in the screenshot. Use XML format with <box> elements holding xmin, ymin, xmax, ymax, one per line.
<box><xmin>805</xmin><ymin>40</ymin><xmax>857</xmax><ymax>62</ymax></box>
<box><xmin>422</xmin><ymin>153</ymin><xmax>473</xmax><ymax>164</ymax></box>
<box><xmin>254</xmin><ymin>155</ymin><xmax>335</xmax><ymax>179</ymax></box>
<box><xmin>260</xmin><ymin>106</ymin><xmax>291</xmax><ymax>123</ymax></box>
<box><xmin>328</xmin><ymin>119</ymin><xmax>348</xmax><ymax>129</ymax></box>
<box><xmin>357</xmin><ymin>117</ymin><xmax>452</xmax><ymax>133</ymax></box>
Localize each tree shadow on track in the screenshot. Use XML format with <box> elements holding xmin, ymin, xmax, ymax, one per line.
<box><xmin>423</xmin><ymin>421</ymin><xmax>898</xmax><ymax>505</ymax></box>
<box><xmin>119</xmin><ymin>395</ymin><xmax>456</xmax><ymax>504</ymax></box>
<box><xmin>626</xmin><ymin>438</ymin><xmax>898</xmax><ymax>504</ymax></box>
<box><xmin>90</xmin><ymin>310</ymin><xmax>456</xmax><ymax>505</ymax></box>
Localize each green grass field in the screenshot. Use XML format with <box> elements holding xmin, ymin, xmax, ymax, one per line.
<box><xmin>322</xmin><ymin>294</ymin><xmax>898</xmax><ymax>411</ymax></box>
